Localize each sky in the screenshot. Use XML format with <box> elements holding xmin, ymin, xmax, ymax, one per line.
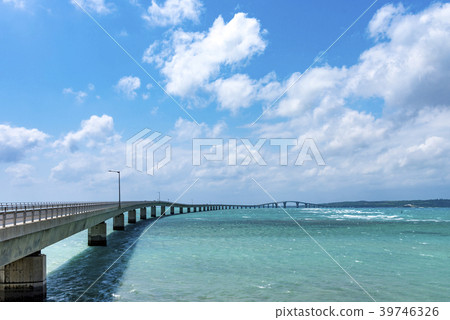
<box><xmin>1</xmin><ymin>0</ymin><xmax>449</xmax><ymax>204</ymax></box>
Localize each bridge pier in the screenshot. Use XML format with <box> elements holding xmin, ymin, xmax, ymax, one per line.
<box><xmin>113</xmin><ymin>213</ymin><xmax>125</xmax><ymax>230</ymax></box>
<box><xmin>88</xmin><ymin>222</ymin><xmax>107</xmax><ymax>246</ymax></box>
<box><xmin>170</xmin><ymin>206</ymin><xmax>175</xmax><ymax>215</ymax></box>
<box><xmin>128</xmin><ymin>209</ymin><xmax>136</xmax><ymax>224</ymax></box>
<box><xmin>151</xmin><ymin>206</ymin><xmax>156</xmax><ymax>218</ymax></box>
<box><xmin>0</xmin><ymin>251</ymin><xmax>46</xmax><ymax>302</ymax></box>
<box><xmin>180</xmin><ymin>207</ymin><xmax>184</xmax><ymax>214</ymax></box>
<box><xmin>161</xmin><ymin>205</ymin><xmax>166</xmax><ymax>216</ymax></box>
<box><xmin>140</xmin><ymin>207</ymin><xmax>147</xmax><ymax>220</ymax></box>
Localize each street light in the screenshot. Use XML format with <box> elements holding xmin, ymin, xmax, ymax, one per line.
<box><xmin>157</xmin><ymin>192</ymin><xmax>160</xmax><ymax>201</ymax></box>
<box><xmin>108</xmin><ymin>170</ymin><xmax>121</xmax><ymax>208</ymax></box>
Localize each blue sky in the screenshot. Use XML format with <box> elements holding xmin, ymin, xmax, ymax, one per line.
<box><xmin>1</xmin><ymin>0</ymin><xmax>449</xmax><ymax>204</ymax></box>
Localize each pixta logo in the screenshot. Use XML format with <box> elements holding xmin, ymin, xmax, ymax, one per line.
<box><xmin>126</xmin><ymin>129</ymin><xmax>172</xmax><ymax>175</ymax></box>
<box><xmin>192</xmin><ymin>138</ymin><xmax>325</xmax><ymax>166</ymax></box>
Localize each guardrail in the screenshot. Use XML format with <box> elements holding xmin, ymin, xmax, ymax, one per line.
<box><xmin>0</xmin><ymin>202</ymin><xmax>128</xmax><ymax>229</ymax></box>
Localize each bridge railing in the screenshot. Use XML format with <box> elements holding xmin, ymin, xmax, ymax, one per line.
<box><xmin>0</xmin><ymin>202</ymin><xmax>127</xmax><ymax>229</ymax></box>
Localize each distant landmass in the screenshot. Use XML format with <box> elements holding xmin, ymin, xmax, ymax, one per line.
<box><xmin>320</xmin><ymin>199</ymin><xmax>450</xmax><ymax>208</ymax></box>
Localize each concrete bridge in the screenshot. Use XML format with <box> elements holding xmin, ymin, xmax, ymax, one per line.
<box><xmin>0</xmin><ymin>200</ymin><xmax>321</xmax><ymax>301</ymax></box>
<box><xmin>257</xmin><ymin>201</ymin><xmax>322</xmax><ymax>208</ymax></box>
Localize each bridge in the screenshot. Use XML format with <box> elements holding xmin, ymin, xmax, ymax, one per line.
<box><xmin>0</xmin><ymin>200</ymin><xmax>322</xmax><ymax>301</ymax></box>
<box><xmin>258</xmin><ymin>201</ymin><xmax>322</xmax><ymax>208</ymax></box>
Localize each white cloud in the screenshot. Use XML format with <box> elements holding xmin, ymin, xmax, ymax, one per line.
<box><xmin>70</xmin><ymin>0</ymin><xmax>113</xmax><ymax>14</ymax></box>
<box><xmin>2</xmin><ymin>0</ymin><xmax>25</xmax><ymax>9</ymax></box>
<box><xmin>115</xmin><ymin>76</ymin><xmax>141</xmax><ymax>99</ymax></box>
<box><xmin>209</xmin><ymin>74</ymin><xmax>257</xmax><ymax>113</ymax></box>
<box><xmin>368</xmin><ymin>3</ymin><xmax>405</xmax><ymax>40</ymax></box>
<box><xmin>143</xmin><ymin>0</ymin><xmax>202</xmax><ymax>26</ymax></box>
<box><xmin>346</xmin><ymin>3</ymin><xmax>450</xmax><ymax>112</ymax></box>
<box><xmin>171</xmin><ymin>117</ymin><xmax>226</xmax><ymax>141</ymax></box>
<box><xmin>5</xmin><ymin>163</ymin><xmax>35</xmax><ymax>185</ymax></box>
<box><xmin>54</xmin><ymin>114</ymin><xmax>116</xmax><ymax>152</ymax></box>
<box><xmin>63</xmin><ymin>87</ymin><xmax>88</xmax><ymax>103</ymax></box>
<box><xmin>0</xmin><ymin>124</ymin><xmax>48</xmax><ymax>162</ymax></box>
<box><xmin>143</xmin><ymin>12</ymin><xmax>266</xmax><ymax>96</ymax></box>
<box><xmin>262</xmin><ymin>3</ymin><xmax>450</xmax><ymax>119</ymax></box>
<box><xmin>267</xmin><ymin>66</ymin><xmax>348</xmax><ymax>117</ymax></box>
<box><xmin>241</xmin><ymin>3</ymin><xmax>450</xmax><ymax>197</ymax></box>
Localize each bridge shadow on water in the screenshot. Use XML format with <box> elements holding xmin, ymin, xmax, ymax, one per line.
<box><xmin>46</xmin><ymin>216</ymin><xmax>165</xmax><ymax>302</ymax></box>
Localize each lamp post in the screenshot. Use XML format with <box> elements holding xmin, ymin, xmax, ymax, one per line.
<box><xmin>108</xmin><ymin>170</ymin><xmax>121</xmax><ymax>208</ymax></box>
<box><xmin>158</xmin><ymin>192</ymin><xmax>160</xmax><ymax>201</ymax></box>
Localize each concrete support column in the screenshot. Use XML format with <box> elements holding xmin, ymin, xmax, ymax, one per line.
<box><xmin>179</xmin><ymin>207</ymin><xmax>183</xmax><ymax>214</ymax></box>
<box><xmin>170</xmin><ymin>206</ymin><xmax>175</xmax><ymax>215</ymax></box>
<box><xmin>151</xmin><ymin>206</ymin><xmax>157</xmax><ymax>218</ymax></box>
<box><xmin>283</xmin><ymin>202</ymin><xmax>287</xmax><ymax>208</ymax></box>
<box><xmin>88</xmin><ymin>222</ymin><xmax>107</xmax><ymax>246</ymax></box>
<box><xmin>128</xmin><ymin>209</ymin><xmax>136</xmax><ymax>224</ymax></box>
<box><xmin>161</xmin><ymin>205</ymin><xmax>166</xmax><ymax>216</ymax></box>
<box><xmin>0</xmin><ymin>251</ymin><xmax>46</xmax><ymax>302</ymax></box>
<box><xmin>187</xmin><ymin>207</ymin><xmax>191</xmax><ymax>213</ymax></box>
<box><xmin>193</xmin><ymin>207</ymin><xmax>197</xmax><ymax>212</ymax></box>
<box><xmin>113</xmin><ymin>213</ymin><xmax>125</xmax><ymax>230</ymax></box>
<box><xmin>140</xmin><ymin>207</ymin><xmax>147</xmax><ymax>220</ymax></box>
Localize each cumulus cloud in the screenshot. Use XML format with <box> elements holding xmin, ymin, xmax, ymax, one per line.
<box><xmin>237</xmin><ymin>3</ymin><xmax>450</xmax><ymax>197</ymax></box>
<box><xmin>0</xmin><ymin>124</ymin><xmax>48</xmax><ymax>162</ymax></box>
<box><xmin>143</xmin><ymin>12</ymin><xmax>266</xmax><ymax>96</ymax></box>
<box><xmin>143</xmin><ymin>0</ymin><xmax>202</xmax><ymax>26</ymax></box>
<box><xmin>115</xmin><ymin>76</ymin><xmax>141</xmax><ymax>99</ymax></box>
<box><xmin>347</xmin><ymin>3</ymin><xmax>450</xmax><ymax>112</ymax></box>
<box><xmin>368</xmin><ymin>3</ymin><xmax>405</xmax><ymax>40</ymax></box>
<box><xmin>209</xmin><ymin>74</ymin><xmax>258</xmax><ymax>113</ymax></box>
<box><xmin>263</xmin><ymin>3</ymin><xmax>450</xmax><ymax>118</ymax></box>
<box><xmin>54</xmin><ymin>114</ymin><xmax>116</xmax><ymax>152</ymax></box>
<box><xmin>70</xmin><ymin>0</ymin><xmax>113</xmax><ymax>14</ymax></box>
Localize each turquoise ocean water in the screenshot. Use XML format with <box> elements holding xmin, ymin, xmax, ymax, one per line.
<box><xmin>43</xmin><ymin>207</ymin><xmax>450</xmax><ymax>302</ymax></box>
